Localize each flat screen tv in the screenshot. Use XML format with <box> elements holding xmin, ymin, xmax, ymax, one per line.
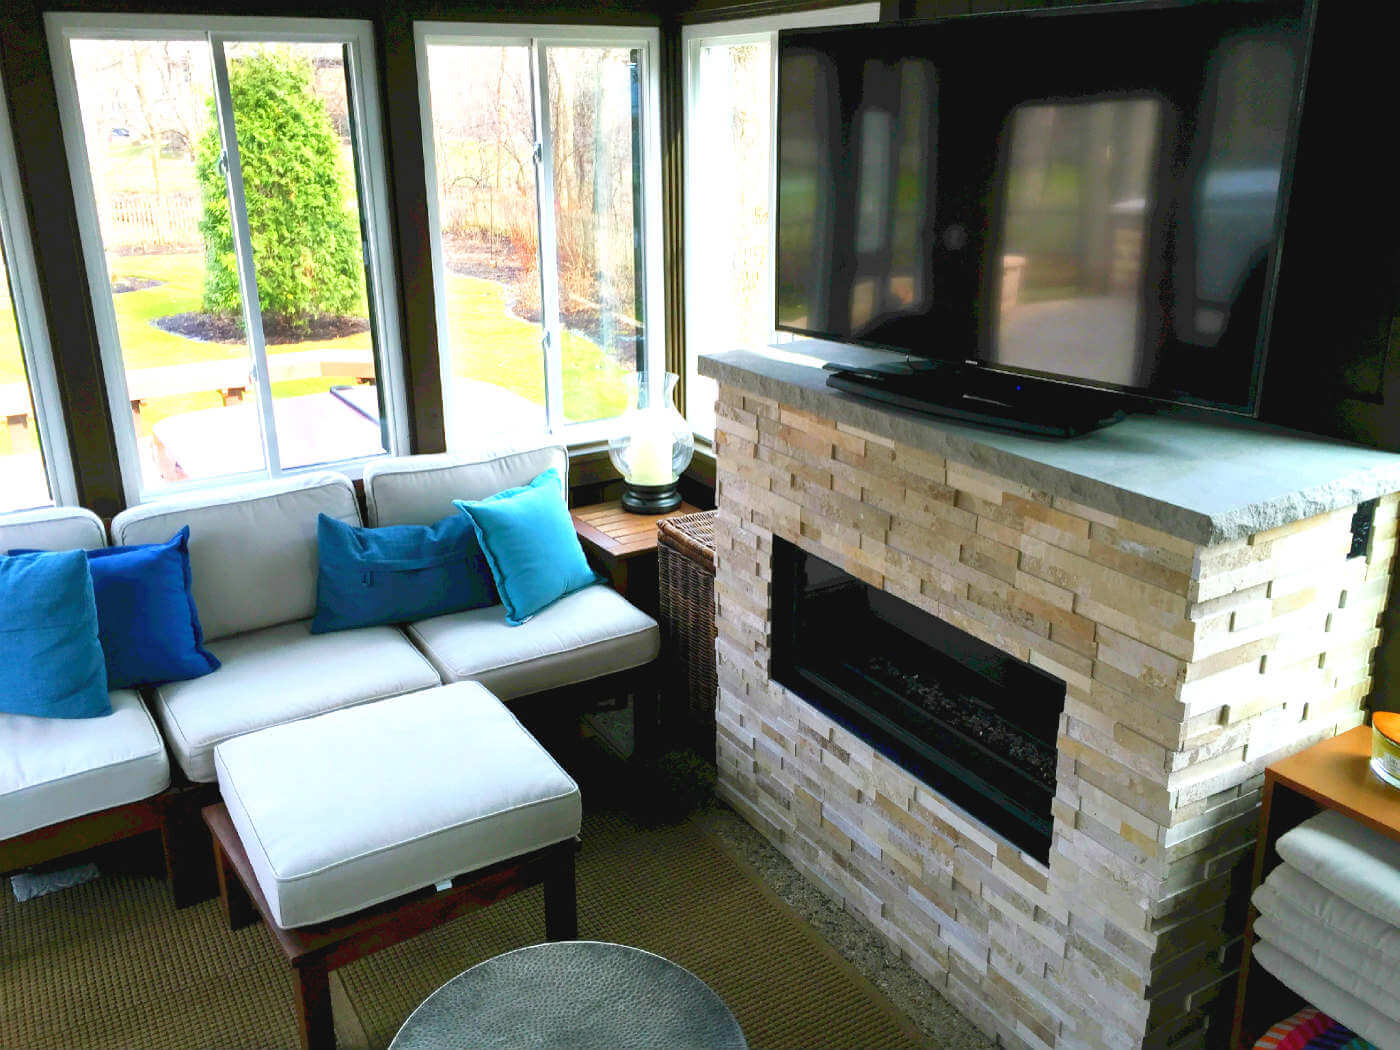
<box><xmin>776</xmin><ymin>0</ymin><xmax>1312</xmax><ymax>425</ymax></box>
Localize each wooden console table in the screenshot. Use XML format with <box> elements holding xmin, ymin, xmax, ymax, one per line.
<box><xmin>571</xmin><ymin>500</ymin><xmax>701</xmax><ymax>616</ymax></box>
<box><xmin>1230</xmin><ymin>724</ymin><xmax>1400</xmax><ymax>1048</ymax></box>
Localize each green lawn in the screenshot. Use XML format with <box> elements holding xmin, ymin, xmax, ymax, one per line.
<box><xmin>443</xmin><ymin>269</ymin><xmax>630</xmax><ymax>423</ymax></box>
<box><xmin>1</xmin><ymin>250</ymin><xmax>629</xmax><ymax>458</ymax></box>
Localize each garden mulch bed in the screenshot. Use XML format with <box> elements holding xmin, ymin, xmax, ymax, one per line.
<box><xmin>153</xmin><ymin>311</ymin><xmax>369</xmax><ymax>345</ymax></box>
<box><xmin>111</xmin><ymin>277</ymin><xmax>163</xmax><ymax>294</ymax></box>
<box><xmin>443</xmin><ymin>231</ymin><xmax>530</xmax><ymax>289</ymax></box>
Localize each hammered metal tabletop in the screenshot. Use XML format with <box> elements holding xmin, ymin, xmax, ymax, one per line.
<box><xmin>389</xmin><ymin>940</ymin><xmax>748</xmax><ymax>1049</ymax></box>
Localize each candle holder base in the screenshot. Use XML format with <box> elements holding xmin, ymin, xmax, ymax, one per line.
<box><xmin>621</xmin><ymin>482</ymin><xmax>682</xmax><ymax>514</ymax></box>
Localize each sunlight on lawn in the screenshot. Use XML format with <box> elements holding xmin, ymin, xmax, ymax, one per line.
<box><xmin>3</xmin><ymin>251</ymin><xmax>629</xmax><ymax>452</ymax></box>
<box><xmin>431</xmin><ymin>269</ymin><xmax>631</xmax><ymax>426</ymax></box>
<box><xmin>0</xmin><ymin>288</ymin><xmax>22</xmax><ymax>386</ymax></box>
<box><xmin>0</xmin><ymin>281</ymin><xmax>36</xmax><ymax>461</ymax></box>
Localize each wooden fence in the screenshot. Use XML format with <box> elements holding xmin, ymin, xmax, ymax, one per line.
<box><xmin>101</xmin><ymin>194</ymin><xmax>203</xmax><ymax>251</ymax></box>
<box><xmin>102</xmin><ymin>189</ymin><xmax>535</xmax><ymax>251</ymax></box>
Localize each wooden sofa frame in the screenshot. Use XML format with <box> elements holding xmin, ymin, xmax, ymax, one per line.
<box><xmin>1</xmin><ymin>794</ymin><xmax>170</xmax><ymax>881</ymax></box>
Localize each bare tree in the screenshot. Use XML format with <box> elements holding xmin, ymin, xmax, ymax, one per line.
<box><xmin>122</xmin><ymin>45</ymin><xmax>168</xmax><ymax>242</ymax></box>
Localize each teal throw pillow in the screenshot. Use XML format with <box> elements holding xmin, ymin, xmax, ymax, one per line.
<box><xmin>0</xmin><ymin>549</ymin><xmax>110</xmax><ymax>718</ymax></box>
<box><xmin>312</xmin><ymin>512</ymin><xmax>498</xmax><ymax>633</ymax></box>
<box><xmin>454</xmin><ymin>468</ymin><xmax>600</xmax><ymax>626</ymax></box>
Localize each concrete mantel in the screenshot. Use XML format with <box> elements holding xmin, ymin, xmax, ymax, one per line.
<box><xmin>698</xmin><ymin>341</ymin><xmax>1400</xmax><ymax>546</ymax></box>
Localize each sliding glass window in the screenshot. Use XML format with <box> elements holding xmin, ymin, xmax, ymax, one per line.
<box><xmin>682</xmin><ymin>5</ymin><xmax>879</xmax><ymax>439</ymax></box>
<box><xmin>48</xmin><ymin>15</ymin><xmax>406</xmax><ymax>500</ymax></box>
<box><xmin>416</xmin><ymin>25</ymin><xmax>664</xmax><ymax>448</ymax></box>
<box><xmin>0</xmin><ymin>74</ymin><xmax>75</xmax><ymax>513</ymax></box>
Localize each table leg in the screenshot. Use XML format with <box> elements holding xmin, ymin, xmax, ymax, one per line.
<box><xmin>294</xmin><ymin>959</ymin><xmax>334</xmax><ymax>1050</ymax></box>
<box><xmin>631</xmin><ymin>662</ymin><xmax>662</xmax><ymax>762</ymax></box>
<box><xmin>213</xmin><ymin>835</ymin><xmax>259</xmax><ymax>931</ymax></box>
<box><xmin>608</xmin><ymin>559</ymin><xmax>630</xmax><ymax>599</ymax></box>
<box><xmin>544</xmin><ymin>845</ymin><xmax>578</xmax><ymax>942</ymax></box>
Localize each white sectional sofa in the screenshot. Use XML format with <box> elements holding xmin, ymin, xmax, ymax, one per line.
<box><xmin>363</xmin><ymin>448</ymin><xmax>660</xmax><ymax>699</ymax></box>
<box><xmin>111</xmin><ymin>471</ymin><xmax>441</xmax><ymax>784</ymax></box>
<box><xmin>1</xmin><ymin>444</ymin><xmax>661</xmax><ymax>902</ymax></box>
<box><xmin>0</xmin><ymin>507</ymin><xmax>171</xmax><ymax>869</ymax></box>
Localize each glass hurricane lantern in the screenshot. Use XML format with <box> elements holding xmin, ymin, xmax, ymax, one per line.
<box><xmin>608</xmin><ymin>372</ymin><xmax>694</xmax><ymax>514</ymax></box>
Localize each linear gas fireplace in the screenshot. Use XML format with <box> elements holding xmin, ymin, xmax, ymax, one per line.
<box><xmin>771</xmin><ymin>537</ymin><xmax>1065</xmax><ymax>861</ymax></box>
<box><xmin>709</xmin><ymin>378</ymin><xmax>1398</xmax><ymax>1044</ymax></box>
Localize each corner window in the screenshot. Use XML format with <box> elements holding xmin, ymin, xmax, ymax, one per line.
<box><xmin>682</xmin><ymin>5</ymin><xmax>880</xmax><ymax>440</ymax></box>
<box><xmin>416</xmin><ymin>25</ymin><xmax>664</xmax><ymax>448</ymax></box>
<box><xmin>47</xmin><ymin>15</ymin><xmax>406</xmax><ymax>500</ymax></box>
<box><xmin>1</xmin><ymin>75</ymin><xmax>75</xmax><ymax>513</ymax></box>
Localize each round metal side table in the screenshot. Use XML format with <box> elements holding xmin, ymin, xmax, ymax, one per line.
<box><xmin>389</xmin><ymin>940</ymin><xmax>748</xmax><ymax>1050</ymax></box>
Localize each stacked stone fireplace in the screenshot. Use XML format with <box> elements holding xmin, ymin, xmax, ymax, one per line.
<box><xmin>707</xmin><ymin>379</ymin><xmax>1399</xmax><ymax>1050</ymax></box>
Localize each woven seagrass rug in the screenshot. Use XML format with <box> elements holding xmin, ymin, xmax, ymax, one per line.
<box><xmin>1</xmin><ymin>807</ymin><xmax>929</xmax><ymax>1049</ymax></box>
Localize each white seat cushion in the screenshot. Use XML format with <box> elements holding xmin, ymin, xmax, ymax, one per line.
<box><xmin>407</xmin><ymin>584</ymin><xmax>659</xmax><ymax>699</ymax></box>
<box><xmin>1</xmin><ymin>690</ymin><xmax>170</xmax><ymax>840</ymax></box>
<box><xmin>215</xmin><ymin>681</ymin><xmax>581</xmax><ymax>928</ymax></box>
<box><xmin>152</xmin><ymin>620</ymin><xmax>440</xmax><ymax>783</ymax></box>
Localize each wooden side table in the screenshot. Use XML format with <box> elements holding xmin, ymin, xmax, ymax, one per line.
<box><xmin>571</xmin><ymin>500</ymin><xmax>701</xmax><ymax>616</ymax></box>
<box><xmin>1230</xmin><ymin>724</ymin><xmax>1400</xmax><ymax>1048</ymax></box>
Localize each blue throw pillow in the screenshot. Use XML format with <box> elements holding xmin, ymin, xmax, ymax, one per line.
<box><xmin>311</xmin><ymin>512</ymin><xmax>498</xmax><ymax>634</ymax></box>
<box><xmin>0</xmin><ymin>549</ymin><xmax>110</xmax><ymax>718</ymax></box>
<box><xmin>14</xmin><ymin>527</ymin><xmax>222</xmax><ymax>690</ymax></box>
<box><xmin>87</xmin><ymin>527</ymin><xmax>220</xmax><ymax>689</ymax></box>
<box><xmin>454</xmin><ymin>468</ymin><xmax>600</xmax><ymax>626</ymax></box>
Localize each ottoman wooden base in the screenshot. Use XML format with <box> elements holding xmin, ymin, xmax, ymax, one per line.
<box><xmin>203</xmin><ymin>803</ymin><xmax>580</xmax><ymax>1050</ymax></box>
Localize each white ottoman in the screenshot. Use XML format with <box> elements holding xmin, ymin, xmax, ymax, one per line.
<box><xmin>213</xmin><ymin>680</ymin><xmax>582</xmax><ymax>929</ymax></box>
<box><xmin>207</xmin><ymin>681</ymin><xmax>583</xmax><ymax>1049</ymax></box>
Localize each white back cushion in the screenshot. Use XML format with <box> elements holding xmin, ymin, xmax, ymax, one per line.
<box><xmin>110</xmin><ymin>473</ymin><xmax>359</xmax><ymax>641</ymax></box>
<box><xmin>363</xmin><ymin>446</ymin><xmax>568</xmax><ymax>527</ymax></box>
<box><xmin>0</xmin><ymin>506</ymin><xmax>107</xmax><ymax>552</ymax></box>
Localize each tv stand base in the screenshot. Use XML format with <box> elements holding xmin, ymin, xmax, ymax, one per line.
<box><xmin>823</xmin><ymin>362</ymin><xmax>1126</xmax><ymax>438</ymax></box>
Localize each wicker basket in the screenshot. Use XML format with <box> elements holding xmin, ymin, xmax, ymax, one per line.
<box><xmin>657</xmin><ymin>510</ymin><xmax>718</xmax><ymax>754</ymax></box>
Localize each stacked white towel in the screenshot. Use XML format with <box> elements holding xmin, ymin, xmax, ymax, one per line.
<box><xmin>1250</xmin><ymin>809</ymin><xmax>1400</xmax><ymax>1050</ymax></box>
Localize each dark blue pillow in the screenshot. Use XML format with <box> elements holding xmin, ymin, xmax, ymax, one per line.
<box><xmin>0</xmin><ymin>549</ymin><xmax>110</xmax><ymax>718</ymax></box>
<box><xmin>15</xmin><ymin>527</ymin><xmax>221</xmax><ymax>691</ymax></box>
<box><xmin>311</xmin><ymin>512</ymin><xmax>498</xmax><ymax>634</ymax></box>
<box><xmin>453</xmin><ymin>468</ymin><xmax>600</xmax><ymax>626</ymax></box>
<box><xmin>88</xmin><ymin>527</ymin><xmax>219</xmax><ymax>689</ymax></box>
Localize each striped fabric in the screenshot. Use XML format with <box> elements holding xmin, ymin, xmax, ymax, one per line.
<box><xmin>1255</xmin><ymin>1007</ymin><xmax>1380</xmax><ymax>1050</ymax></box>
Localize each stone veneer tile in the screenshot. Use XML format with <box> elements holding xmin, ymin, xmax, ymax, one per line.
<box><xmin>709</xmin><ymin>382</ymin><xmax>1398</xmax><ymax>1050</ymax></box>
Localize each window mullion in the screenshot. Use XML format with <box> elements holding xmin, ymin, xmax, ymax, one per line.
<box><xmin>764</xmin><ymin>30</ymin><xmax>781</xmax><ymax>339</ymax></box>
<box><xmin>530</xmin><ymin>40</ymin><xmax>566</xmax><ymax>434</ymax></box>
<box><xmin>209</xmin><ymin>34</ymin><xmax>282</xmax><ymax>477</ymax></box>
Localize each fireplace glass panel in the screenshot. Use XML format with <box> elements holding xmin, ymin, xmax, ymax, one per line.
<box><xmin>771</xmin><ymin>536</ymin><xmax>1065</xmax><ymax>860</ymax></box>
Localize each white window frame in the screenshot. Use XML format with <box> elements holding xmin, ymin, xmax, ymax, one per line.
<box><xmin>414</xmin><ymin>22</ymin><xmax>667</xmax><ymax>451</ymax></box>
<box><xmin>0</xmin><ymin>71</ymin><xmax>78</xmax><ymax>510</ymax></box>
<box><xmin>681</xmin><ymin>4</ymin><xmax>880</xmax><ymax>439</ymax></box>
<box><xmin>46</xmin><ymin>13</ymin><xmax>409</xmax><ymax>503</ymax></box>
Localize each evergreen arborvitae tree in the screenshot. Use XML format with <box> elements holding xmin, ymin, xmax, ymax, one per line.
<box><xmin>195</xmin><ymin>51</ymin><xmax>363</xmax><ymax>330</ymax></box>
